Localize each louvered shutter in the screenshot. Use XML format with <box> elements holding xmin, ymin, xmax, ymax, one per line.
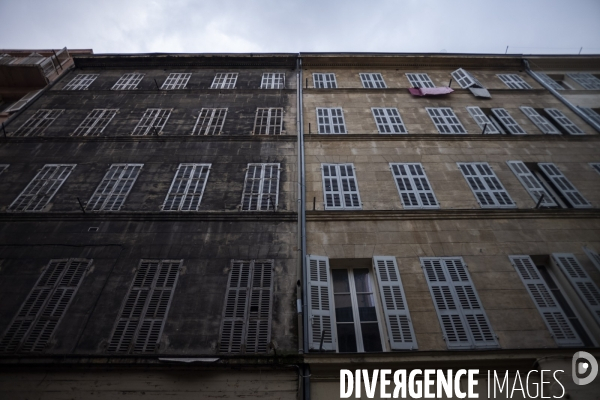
<box><xmin>457</xmin><ymin>163</ymin><xmax>515</xmax><ymax>208</ymax></box>
<box><xmin>390</xmin><ymin>163</ymin><xmax>439</xmax><ymax>209</ymax></box>
<box><xmin>246</xmin><ymin>260</ymin><xmax>273</xmax><ymax>353</ymax></box>
<box><xmin>538</xmin><ymin>163</ymin><xmax>592</xmax><ymax>208</ymax></box>
<box><xmin>491</xmin><ymin>108</ymin><xmax>526</xmax><ymax>135</ymax></box>
<box><xmin>520</xmin><ymin>107</ymin><xmax>560</xmax><ymax>134</ymax></box>
<box><xmin>584</xmin><ymin>247</ymin><xmax>600</xmax><ymax>272</ymax></box>
<box><xmin>306</xmin><ymin>255</ymin><xmax>336</xmax><ymax>351</ymax></box>
<box><xmin>506</xmin><ymin>161</ymin><xmax>557</xmax><ymax>207</ymax></box>
<box><xmin>372</xmin><ymin>257</ymin><xmax>417</xmax><ymax>350</ymax></box>
<box><xmin>509</xmin><ymin>255</ymin><xmax>583</xmax><ymax>347</ymax></box>
<box><xmin>552</xmin><ymin>254</ymin><xmax>600</xmax><ymax>326</ymax></box>
<box><xmin>544</xmin><ymin>109</ymin><xmax>585</xmax><ymax>135</ymax></box>
<box><xmin>466</xmin><ymin>107</ymin><xmax>501</xmax><ymax>134</ymax></box>
<box><xmin>220</xmin><ymin>260</ymin><xmax>251</xmax><ymax>353</ymax></box>
<box><xmin>339</xmin><ymin>164</ymin><xmax>361</xmax><ymax>209</ymax></box>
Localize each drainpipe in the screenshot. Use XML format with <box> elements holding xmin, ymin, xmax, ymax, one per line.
<box><xmin>523</xmin><ymin>58</ymin><xmax>600</xmax><ymax>133</ymax></box>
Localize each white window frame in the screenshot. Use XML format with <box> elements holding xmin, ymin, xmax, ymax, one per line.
<box><xmin>590</xmin><ymin>163</ymin><xmax>600</xmax><ymax>175</ymax></box>
<box><xmin>321</xmin><ymin>163</ymin><xmax>361</xmax><ymax>210</ymax></box>
<box><xmin>451</xmin><ymin>68</ymin><xmax>483</xmax><ymax>89</ymax></box>
<box><xmin>538</xmin><ymin>163</ymin><xmax>592</xmax><ymax>209</ymax></box>
<box><xmin>313</xmin><ymin>73</ymin><xmax>337</xmax><ymax>89</ymax></box>
<box><xmin>457</xmin><ymin>162</ymin><xmax>516</xmax><ymax>208</ymax></box>
<box><xmin>406</xmin><ymin>73</ymin><xmax>435</xmax><ymax>88</ymax></box>
<box><xmin>63</xmin><ymin>74</ymin><xmax>98</xmax><ymax>90</ymax></box>
<box><xmin>567</xmin><ymin>73</ymin><xmax>600</xmax><ymax>90</ymax></box>
<box><xmin>241</xmin><ymin>163</ymin><xmax>280</xmax><ymax>211</ymax></box>
<box><xmin>253</xmin><ymin>108</ymin><xmax>283</xmax><ymax>135</ymax></box>
<box><xmin>8</xmin><ymin>164</ymin><xmax>76</xmax><ymax>212</ymax></box>
<box><xmin>466</xmin><ymin>107</ymin><xmax>501</xmax><ymax>134</ymax></box>
<box><xmin>316</xmin><ymin>108</ymin><xmax>346</xmax><ymax>134</ymax></box>
<box><xmin>86</xmin><ymin>164</ymin><xmax>143</xmax><ymax>212</ymax></box>
<box><xmin>390</xmin><ymin>163</ymin><xmax>439</xmax><ymax>209</ymax></box>
<box><xmin>132</xmin><ymin>108</ymin><xmax>171</xmax><ymax>136</ymax></box>
<box><xmin>371</xmin><ymin>108</ymin><xmax>407</xmax><ymax>134</ymax></box>
<box><xmin>533</xmin><ymin>72</ymin><xmax>564</xmax><ymax>91</ymax></box>
<box><xmin>506</xmin><ymin>161</ymin><xmax>558</xmax><ymax>207</ymax></box>
<box><xmin>111</xmin><ymin>73</ymin><xmax>145</xmax><ymax>90</ymax></box>
<box><xmin>491</xmin><ymin>108</ymin><xmax>526</xmax><ymax>135</ymax></box>
<box><xmin>161</xmin><ymin>164</ymin><xmax>211</xmax><ymax>211</ymax></box>
<box><xmin>426</xmin><ymin>107</ymin><xmax>467</xmax><ymax>134</ymax></box>
<box><xmin>73</xmin><ymin>109</ymin><xmax>118</xmax><ymax>136</ymax></box>
<box><xmin>192</xmin><ymin>108</ymin><xmax>227</xmax><ymax>135</ymax></box>
<box><xmin>14</xmin><ymin>109</ymin><xmax>64</xmax><ymax>137</ymax></box>
<box><xmin>359</xmin><ymin>73</ymin><xmax>386</xmax><ymax>88</ymax></box>
<box><xmin>260</xmin><ymin>73</ymin><xmax>285</xmax><ymax>89</ymax></box>
<box><xmin>544</xmin><ymin>108</ymin><xmax>585</xmax><ymax>135</ymax></box>
<box><xmin>161</xmin><ymin>73</ymin><xmax>191</xmax><ymax>90</ymax></box>
<box><xmin>210</xmin><ymin>73</ymin><xmax>238</xmax><ymax>89</ymax></box>
<box><xmin>519</xmin><ymin>106</ymin><xmax>560</xmax><ymax>135</ymax></box>
<box><xmin>497</xmin><ymin>74</ymin><xmax>533</xmax><ymax>89</ymax></box>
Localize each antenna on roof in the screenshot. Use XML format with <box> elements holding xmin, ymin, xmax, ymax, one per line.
<box><xmin>579</xmin><ymin>47</ymin><xmax>583</xmax><ymax>55</ymax></box>
<box><xmin>505</xmin><ymin>46</ymin><xmax>509</xmax><ymax>54</ymax></box>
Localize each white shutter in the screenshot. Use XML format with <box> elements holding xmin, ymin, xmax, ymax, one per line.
<box><xmin>544</xmin><ymin>109</ymin><xmax>585</xmax><ymax>135</ymax></box>
<box><xmin>317</xmin><ymin>108</ymin><xmax>346</xmax><ymax>134</ymax></box>
<box><xmin>14</xmin><ymin>109</ymin><xmax>64</xmax><ymax>137</ymax></box>
<box><xmin>360</xmin><ymin>73</ymin><xmax>386</xmax><ymax>88</ymax></box>
<box><xmin>538</xmin><ymin>163</ymin><xmax>592</xmax><ymax>208</ymax></box>
<box><xmin>466</xmin><ymin>106</ymin><xmax>501</xmax><ymax>134</ymax></box>
<box><xmin>584</xmin><ymin>247</ymin><xmax>600</xmax><ymax>272</ymax></box>
<box><xmin>451</xmin><ymin>68</ymin><xmax>482</xmax><ymax>89</ymax></box>
<box><xmin>325</xmin><ymin>73</ymin><xmax>337</xmax><ymax>88</ymax></box>
<box><xmin>406</xmin><ymin>73</ymin><xmax>435</xmax><ymax>88</ymax></box>
<box><xmin>457</xmin><ymin>162</ymin><xmax>516</xmax><ymax>208</ymax></box>
<box><xmin>579</xmin><ymin>107</ymin><xmax>600</xmax><ymax>127</ymax></box>
<box><xmin>132</xmin><ymin>108</ymin><xmax>172</xmax><ymax>136</ymax></box>
<box><xmin>241</xmin><ymin>163</ymin><xmax>280</xmax><ymax>211</ymax></box>
<box><xmin>590</xmin><ymin>163</ymin><xmax>600</xmax><ymax>175</ymax></box>
<box><xmin>220</xmin><ymin>260</ymin><xmax>251</xmax><ymax>353</ymax></box>
<box><xmin>161</xmin><ymin>73</ymin><xmax>191</xmax><ymax>90</ymax></box>
<box><xmin>520</xmin><ymin>107</ymin><xmax>560</xmax><ymax>134</ymax></box>
<box><xmin>111</xmin><ymin>73</ymin><xmax>145</xmax><ymax>90</ymax></box>
<box><xmin>338</xmin><ymin>164</ymin><xmax>361</xmax><ymax>209</ymax></box>
<box><xmin>506</xmin><ymin>161</ymin><xmax>557</xmax><ymax>207</ymax></box>
<box><xmin>371</xmin><ymin>108</ymin><xmax>407</xmax><ymax>134</ymax></box>
<box><xmin>87</xmin><ymin>164</ymin><xmax>143</xmax><ymax>211</ymax></box>
<box><xmin>491</xmin><ymin>108</ymin><xmax>526</xmax><ymax>135</ymax></box>
<box><xmin>4</xmin><ymin>90</ymin><xmax>43</xmax><ymax>113</ymax></box>
<box><xmin>372</xmin><ymin>256</ymin><xmax>417</xmax><ymax>350</ymax></box>
<box><xmin>390</xmin><ymin>163</ymin><xmax>439</xmax><ymax>209</ymax></box>
<box><xmin>509</xmin><ymin>255</ymin><xmax>583</xmax><ymax>347</ymax></box>
<box><xmin>497</xmin><ymin>74</ymin><xmax>532</xmax><ymax>89</ymax></box>
<box><xmin>306</xmin><ymin>255</ymin><xmax>336</xmax><ymax>351</ymax></box>
<box><xmin>162</xmin><ymin>164</ymin><xmax>211</xmax><ymax>211</ymax></box>
<box><xmin>567</xmin><ymin>73</ymin><xmax>600</xmax><ymax>90</ymax></box>
<box><xmin>552</xmin><ymin>253</ymin><xmax>600</xmax><ymax>326</ymax></box>
<box><xmin>426</xmin><ymin>107</ymin><xmax>467</xmax><ymax>134</ymax></box>
<box><xmin>8</xmin><ymin>164</ymin><xmax>76</xmax><ymax>212</ymax></box>
<box><xmin>246</xmin><ymin>260</ymin><xmax>273</xmax><ymax>353</ymax></box>
<box><xmin>534</xmin><ymin>72</ymin><xmax>564</xmax><ymax>91</ymax></box>
<box><xmin>322</xmin><ymin>164</ymin><xmax>361</xmax><ymax>210</ymax></box>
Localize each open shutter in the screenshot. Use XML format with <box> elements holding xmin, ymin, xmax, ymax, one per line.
<box><xmin>544</xmin><ymin>109</ymin><xmax>585</xmax><ymax>135</ymax></box>
<box><xmin>4</xmin><ymin>90</ymin><xmax>43</xmax><ymax>113</ymax></box>
<box><xmin>372</xmin><ymin>257</ymin><xmax>417</xmax><ymax>350</ymax></box>
<box><xmin>451</xmin><ymin>68</ymin><xmax>482</xmax><ymax>89</ymax></box>
<box><xmin>220</xmin><ymin>260</ymin><xmax>251</xmax><ymax>353</ymax></box>
<box><xmin>509</xmin><ymin>255</ymin><xmax>583</xmax><ymax>347</ymax></box>
<box><xmin>552</xmin><ymin>254</ymin><xmax>600</xmax><ymax>326</ymax></box>
<box><xmin>491</xmin><ymin>108</ymin><xmax>526</xmax><ymax>135</ymax></box>
<box><xmin>466</xmin><ymin>107</ymin><xmax>500</xmax><ymax>134</ymax></box>
<box><xmin>538</xmin><ymin>163</ymin><xmax>592</xmax><ymax>209</ymax></box>
<box><xmin>246</xmin><ymin>260</ymin><xmax>273</xmax><ymax>353</ymax></box>
<box><xmin>306</xmin><ymin>255</ymin><xmax>336</xmax><ymax>351</ymax></box>
<box><xmin>578</xmin><ymin>107</ymin><xmax>600</xmax><ymax>128</ymax></box>
<box><xmin>457</xmin><ymin>162</ymin><xmax>515</xmax><ymax>208</ymax></box>
<box><xmin>390</xmin><ymin>163</ymin><xmax>439</xmax><ymax>209</ymax></box>
<box><xmin>506</xmin><ymin>161</ymin><xmax>557</xmax><ymax>207</ymax></box>
<box><xmin>339</xmin><ymin>164</ymin><xmax>361</xmax><ymax>209</ymax></box>
<box><xmin>520</xmin><ymin>107</ymin><xmax>560</xmax><ymax>134</ymax></box>
<box><xmin>534</xmin><ymin>72</ymin><xmax>564</xmax><ymax>91</ymax></box>
<box><xmin>584</xmin><ymin>247</ymin><xmax>600</xmax><ymax>272</ymax></box>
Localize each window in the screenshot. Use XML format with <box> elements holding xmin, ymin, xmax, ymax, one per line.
<box><xmin>466</xmin><ymin>107</ymin><xmax>501</xmax><ymax>134</ymax></box>
<box><xmin>579</xmin><ymin>107</ymin><xmax>600</xmax><ymax>127</ymax></box>
<box><xmin>425</xmin><ymin>108</ymin><xmax>467</xmax><ymax>134</ymax></box>
<box><xmin>544</xmin><ymin>108</ymin><xmax>585</xmax><ymax>135</ymax></box>
<box><xmin>497</xmin><ymin>74</ymin><xmax>532</xmax><ymax>89</ymax></box>
<box><xmin>8</xmin><ymin>164</ymin><xmax>76</xmax><ymax>212</ymax></box>
<box><xmin>73</xmin><ymin>109</ymin><xmax>118</xmax><ymax>136</ymax></box>
<box><xmin>254</xmin><ymin>108</ymin><xmax>283</xmax><ymax>135</ymax></box>
<box><xmin>192</xmin><ymin>108</ymin><xmax>227</xmax><ymax>135</ymax></box>
<box><xmin>520</xmin><ymin>107</ymin><xmax>561</xmax><ymax>135</ymax></box>
<box><xmin>421</xmin><ymin>257</ymin><xmax>498</xmax><ymax>349</ymax></box>
<box><xmin>491</xmin><ymin>108</ymin><xmax>526</xmax><ymax>134</ymax></box>
<box><xmin>0</xmin><ymin>259</ymin><xmax>91</xmax><ymax>353</ymax></box>
<box><xmin>211</xmin><ymin>73</ymin><xmax>238</xmax><ymax>89</ymax></box>
<box><xmin>371</xmin><ymin>108</ymin><xmax>407</xmax><ymax>134</ymax></box>
<box><xmin>537</xmin><ymin>163</ymin><xmax>592</xmax><ymax>208</ymax></box>
<box><xmin>406</xmin><ymin>73</ymin><xmax>435</xmax><ymax>88</ymax></box>
<box><xmin>451</xmin><ymin>68</ymin><xmax>483</xmax><ymax>89</ymax></box>
<box><xmin>107</xmin><ymin>259</ymin><xmax>181</xmax><ymax>353</ymax></box>
<box><xmin>3</xmin><ymin>89</ymin><xmax>43</xmax><ymax>113</ymax></box>
<box><xmin>457</xmin><ymin>162</ymin><xmax>516</xmax><ymax>208</ymax></box>
<box><xmin>313</xmin><ymin>73</ymin><xmax>337</xmax><ymax>88</ymax></box>
<box><xmin>317</xmin><ymin>108</ymin><xmax>346</xmax><ymax>134</ymax></box>
<box><xmin>390</xmin><ymin>163</ymin><xmax>439</xmax><ymax>209</ymax></box>
<box><xmin>305</xmin><ymin>255</ymin><xmax>417</xmax><ymax>352</ymax></box>
<box><xmin>567</xmin><ymin>73</ymin><xmax>600</xmax><ymax>90</ymax></box>
<box><xmin>161</xmin><ymin>164</ymin><xmax>211</xmax><ymax>211</ymax></box>
<box><xmin>322</xmin><ymin>163</ymin><xmax>361</xmax><ymax>210</ymax></box>
<box><xmin>219</xmin><ymin>260</ymin><xmax>273</xmax><ymax>353</ymax></box>
<box><xmin>132</xmin><ymin>108</ymin><xmax>171</xmax><ymax>136</ymax></box>
<box><xmin>533</xmin><ymin>72</ymin><xmax>565</xmax><ymax>91</ymax></box>
<box><xmin>63</xmin><ymin>74</ymin><xmax>98</xmax><ymax>90</ymax></box>
<box><xmin>261</xmin><ymin>73</ymin><xmax>285</xmax><ymax>89</ymax></box>
<box><xmin>161</xmin><ymin>73</ymin><xmax>191</xmax><ymax>90</ymax></box>
<box><xmin>86</xmin><ymin>164</ymin><xmax>143</xmax><ymax>211</ymax></box>
<box><xmin>590</xmin><ymin>163</ymin><xmax>600</xmax><ymax>175</ymax></box>
<box><xmin>360</xmin><ymin>73</ymin><xmax>386</xmax><ymax>88</ymax></box>
<box><xmin>13</xmin><ymin>109</ymin><xmax>63</xmax><ymax>137</ymax></box>
<box><xmin>111</xmin><ymin>73</ymin><xmax>144</xmax><ymax>90</ymax></box>
<box><xmin>506</xmin><ymin>161</ymin><xmax>558</xmax><ymax>207</ymax></box>
<box><xmin>241</xmin><ymin>163</ymin><xmax>280</xmax><ymax>211</ymax></box>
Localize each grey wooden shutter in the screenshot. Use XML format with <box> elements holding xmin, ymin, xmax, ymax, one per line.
<box><xmin>219</xmin><ymin>260</ymin><xmax>251</xmax><ymax>353</ymax></box>
<box><xmin>246</xmin><ymin>260</ymin><xmax>273</xmax><ymax>353</ymax></box>
<box><xmin>506</xmin><ymin>161</ymin><xmax>557</xmax><ymax>207</ymax></box>
<box><xmin>457</xmin><ymin>162</ymin><xmax>516</xmax><ymax>208</ymax></box>
<box><xmin>584</xmin><ymin>247</ymin><xmax>600</xmax><ymax>272</ymax></box>
<box><xmin>552</xmin><ymin>253</ymin><xmax>600</xmax><ymax>326</ymax></box>
<box><xmin>372</xmin><ymin>256</ymin><xmax>417</xmax><ymax>350</ymax></box>
<box><xmin>520</xmin><ymin>107</ymin><xmax>560</xmax><ymax>134</ymax></box>
<box><xmin>466</xmin><ymin>107</ymin><xmax>501</xmax><ymax>134</ymax></box>
<box><xmin>451</xmin><ymin>68</ymin><xmax>482</xmax><ymax>89</ymax></box>
<box><xmin>306</xmin><ymin>255</ymin><xmax>336</xmax><ymax>351</ymax></box>
<box><xmin>162</xmin><ymin>164</ymin><xmax>211</xmax><ymax>211</ymax></box>
<box><xmin>87</xmin><ymin>164</ymin><xmax>143</xmax><ymax>211</ymax></box>
<box><xmin>533</xmin><ymin>72</ymin><xmax>564</xmax><ymax>91</ymax></box>
<box><xmin>544</xmin><ymin>109</ymin><xmax>585</xmax><ymax>135</ymax></box>
<box><xmin>390</xmin><ymin>163</ymin><xmax>439</xmax><ymax>209</ymax></box>
<box><xmin>8</xmin><ymin>164</ymin><xmax>76</xmax><ymax>212</ymax></box>
<box><xmin>491</xmin><ymin>108</ymin><xmax>526</xmax><ymax>135</ymax></box>
<box><xmin>509</xmin><ymin>255</ymin><xmax>583</xmax><ymax>347</ymax></box>
<box><xmin>538</xmin><ymin>163</ymin><xmax>592</xmax><ymax>208</ymax></box>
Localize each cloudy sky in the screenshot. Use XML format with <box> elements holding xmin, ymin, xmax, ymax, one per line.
<box><xmin>1</xmin><ymin>0</ymin><xmax>599</xmax><ymax>55</ymax></box>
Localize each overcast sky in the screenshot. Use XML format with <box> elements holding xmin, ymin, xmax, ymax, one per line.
<box><xmin>1</xmin><ymin>0</ymin><xmax>599</xmax><ymax>55</ymax></box>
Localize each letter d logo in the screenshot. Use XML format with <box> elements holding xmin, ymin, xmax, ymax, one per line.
<box><xmin>572</xmin><ymin>351</ymin><xmax>598</xmax><ymax>385</ymax></box>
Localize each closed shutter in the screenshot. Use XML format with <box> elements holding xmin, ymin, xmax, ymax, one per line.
<box><xmin>317</xmin><ymin>108</ymin><xmax>346</xmax><ymax>134</ymax></box>
<box><xmin>520</xmin><ymin>107</ymin><xmax>560</xmax><ymax>134</ymax></box>
<box><xmin>339</xmin><ymin>164</ymin><xmax>360</xmax><ymax>209</ymax></box>
<box><xmin>193</xmin><ymin>108</ymin><xmax>227</xmax><ymax>135</ymax></box>
<box><xmin>372</xmin><ymin>256</ymin><xmax>417</xmax><ymax>350</ymax></box>
<box><xmin>325</xmin><ymin>73</ymin><xmax>337</xmax><ymax>88</ymax></box>
<box><xmin>567</xmin><ymin>73</ymin><xmax>600</xmax><ymax>90</ymax></box>
<box><xmin>246</xmin><ymin>260</ymin><xmax>273</xmax><ymax>353</ymax></box>
<box><xmin>506</xmin><ymin>161</ymin><xmax>557</xmax><ymax>207</ymax></box>
<box><xmin>466</xmin><ymin>107</ymin><xmax>501</xmax><ymax>134</ymax></box>
<box><xmin>241</xmin><ymin>163</ymin><xmax>280</xmax><ymax>211</ymax></box>
<box><xmin>306</xmin><ymin>255</ymin><xmax>336</xmax><ymax>351</ymax></box>
<box><xmin>584</xmin><ymin>247</ymin><xmax>600</xmax><ymax>272</ymax></box>
<box><xmin>509</xmin><ymin>255</ymin><xmax>583</xmax><ymax>347</ymax></box>
<box><xmin>497</xmin><ymin>74</ymin><xmax>532</xmax><ymax>89</ymax></box>
<box><xmin>111</xmin><ymin>73</ymin><xmax>145</xmax><ymax>90</ymax></box>
<box><xmin>87</xmin><ymin>164</ymin><xmax>143</xmax><ymax>211</ymax></box>
<box><xmin>457</xmin><ymin>162</ymin><xmax>516</xmax><ymax>208</ymax></box>
<box><xmin>538</xmin><ymin>163</ymin><xmax>592</xmax><ymax>208</ymax></box>
<box><xmin>8</xmin><ymin>164</ymin><xmax>76</xmax><ymax>212</ymax></box>
<box><xmin>219</xmin><ymin>260</ymin><xmax>251</xmax><ymax>353</ymax></box>
<box><xmin>426</xmin><ymin>108</ymin><xmax>467</xmax><ymax>134</ymax></box>
<box><xmin>544</xmin><ymin>109</ymin><xmax>585</xmax><ymax>135</ymax></box>
<box><xmin>161</xmin><ymin>73</ymin><xmax>191</xmax><ymax>90</ymax></box>
<box><xmin>132</xmin><ymin>108</ymin><xmax>172</xmax><ymax>136</ymax></box>
<box><xmin>406</xmin><ymin>73</ymin><xmax>435</xmax><ymax>88</ymax></box>
<box><xmin>451</xmin><ymin>68</ymin><xmax>482</xmax><ymax>89</ymax></box>
<box><xmin>371</xmin><ymin>108</ymin><xmax>407</xmax><ymax>134</ymax></box>
<box><xmin>390</xmin><ymin>163</ymin><xmax>439</xmax><ymax>209</ymax></box>
<box><xmin>162</xmin><ymin>163</ymin><xmax>211</xmax><ymax>211</ymax></box>
<box><xmin>14</xmin><ymin>109</ymin><xmax>64</xmax><ymax>137</ymax></box>
<box><xmin>491</xmin><ymin>108</ymin><xmax>526</xmax><ymax>135</ymax></box>
<box><xmin>313</xmin><ymin>73</ymin><xmax>324</xmax><ymax>88</ymax></box>
<box><xmin>322</xmin><ymin>164</ymin><xmax>361</xmax><ymax>210</ymax></box>
<box><xmin>552</xmin><ymin>253</ymin><xmax>600</xmax><ymax>326</ymax></box>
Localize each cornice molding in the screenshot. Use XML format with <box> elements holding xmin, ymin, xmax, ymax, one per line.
<box><xmin>0</xmin><ymin>134</ymin><xmax>298</xmax><ymax>144</ymax></box>
<box><xmin>303</xmin><ymin>133</ymin><xmax>600</xmax><ymax>142</ymax></box>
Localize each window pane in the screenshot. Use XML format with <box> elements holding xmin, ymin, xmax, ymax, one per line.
<box><xmin>334</xmin><ymin>294</ymin><xmax>354</xmax><ymax>322</ymax></box>
<box><xmin>361</xmin><ymin>323</ymin><xmax>383</xmax><ymax>352</ymax></box>
<box><xmin>353</xmin><ymin>268</ymin><xmax>371</xmax><ymax>292</ymax></box>
<box><xmin>356</xmin><ymin>294</ymin><xmax>377</xmax><ymax>322</ymax></box>
<box><xmin>336</xmin><ymin>323</ymin><xmax>358</xmax><ymax>353</ymax></box>
<box><xmin>332</xmin><ymin>269</ymin><xmax>350</xmax><ymax>292</ymax></box>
